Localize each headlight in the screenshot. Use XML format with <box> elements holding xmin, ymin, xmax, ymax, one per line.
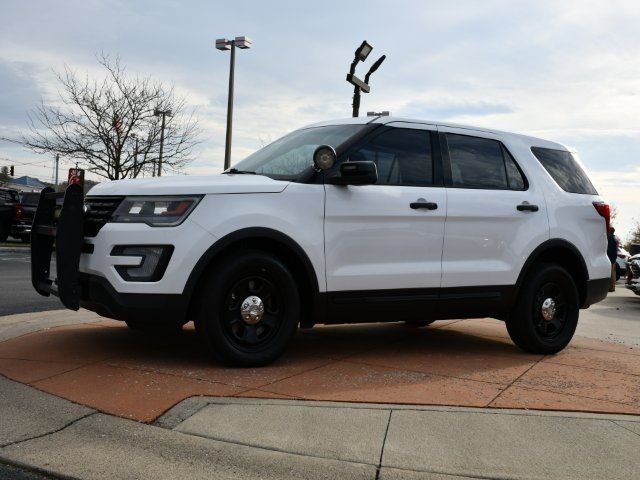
<box><xmin>110</xmin><ymin>196</ymin><xmax>202</xmax><ymax>227</ymax></box>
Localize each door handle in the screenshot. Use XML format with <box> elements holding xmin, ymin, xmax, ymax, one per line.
<box><xmin>410</xmin><ymin>201</ymin><xmax>438</xmax><ymax>210</ymax></box>
<box><xmin>517</xmin><ymin>203</ymin><xmax>539</xmax><ymax>212</ymax></box>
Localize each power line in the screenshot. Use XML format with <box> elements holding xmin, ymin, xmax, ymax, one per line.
<box><xmin>0</xmin><ymin>157</ymin><xmax>51</xmax><ymax>167</ymax></box>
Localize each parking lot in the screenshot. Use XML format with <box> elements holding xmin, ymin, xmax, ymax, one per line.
<box><xmin>0</xmin><ymin>248</ymin><xmax>59</xmax><ymax>316</ymax></box>
<box><xmin>1</xmin><ymin>249</ymin><xmax>639</xmax><ymax>479</ymax></box>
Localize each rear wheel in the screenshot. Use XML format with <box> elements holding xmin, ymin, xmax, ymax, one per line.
<box><xmin>195</xmin><ymin>250</ymin><xmax>300</xmax><ymax>367</ymax></box>
<box><xmin>506</xmin><ymin>263</ymin><xmax>579</xmax><ymax>354</ymax></box>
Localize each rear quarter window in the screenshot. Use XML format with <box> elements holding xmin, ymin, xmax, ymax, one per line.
<box><xmin>531</xmin><ymin>147</ymin><xmax>597</xmax><ymax>195</ymax></box>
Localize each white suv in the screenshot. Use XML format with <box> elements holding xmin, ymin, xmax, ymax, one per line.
<box><xmin>31</xmin><ymin>117</ymin><xmax>612</xmax><ymax>366</ymax></box>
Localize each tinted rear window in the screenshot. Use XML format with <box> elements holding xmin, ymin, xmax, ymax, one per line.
<box><xmin>445</xmin><ymin>134</ymin><xmax>527</xmax><ymax>190</ymax></box>
<box><xmin>531</xmin><ymin>147</ymin><xmax>597</xmax><ymax>195</ymax></box>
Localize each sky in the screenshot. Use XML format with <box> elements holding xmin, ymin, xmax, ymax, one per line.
<box><xmin>0</xmin><ymin>0</ymin><xmax>639</xmax><ymax>240</ymax></box>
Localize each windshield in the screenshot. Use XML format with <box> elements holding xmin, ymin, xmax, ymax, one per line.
<box><xmin>232</xmin><ymin>125</ymin><xmax>366</xmax><ymax>179</ymax></box>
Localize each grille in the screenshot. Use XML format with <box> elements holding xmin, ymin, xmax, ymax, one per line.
<box><xmin>83</xmin><ymin>196</ymin><xmax>124</xmax><ymax>237</ymax></box>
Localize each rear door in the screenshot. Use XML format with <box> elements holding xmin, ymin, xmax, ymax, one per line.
<box><xmin>438</xmin><ymin>127</ymin><xmax>549</xmax><ymax>290</ymax></box>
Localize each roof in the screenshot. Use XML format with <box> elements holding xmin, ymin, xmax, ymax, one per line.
<box><xmin>305</xmin><ymin>116</ymin><xmax>567</xmax><ymax>150</ymax></box>
<box><xmin>10</xmin><ymin>176</ymin><xmax>46</xmax><ymax>188</ymax></box>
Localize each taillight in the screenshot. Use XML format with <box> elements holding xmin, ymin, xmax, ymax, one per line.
<box><xmin>14</xmin><ymin>204</ymin><xmax>23</xmax><ymax>222</ymax></box>
<box><xmin>592</xmin><ymin>202</ymin><xmax>611</xmax><ymax>233</ymax></box>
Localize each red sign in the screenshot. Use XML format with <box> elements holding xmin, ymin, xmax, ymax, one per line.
<box><xmin>68</xmin><ymin>168</ymin><xmax>85</xmax><ymax>188</ymax></box>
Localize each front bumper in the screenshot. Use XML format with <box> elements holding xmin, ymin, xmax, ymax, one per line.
<box><xmin>79</xmin><ymin>273</ymin><xmax>188</xmax><ymax>322</ymax></box>
<box><xmin>31</xmin><ymin>185</ymin><xmax>216</xmax><ymax>314</ymax></box>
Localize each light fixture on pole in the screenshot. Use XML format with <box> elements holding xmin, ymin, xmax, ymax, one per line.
<box><xmin>153</xmin><ymin>108</ymin><xmax>172</xmax><ymax>177</ymax></box>
<box><xmin>346</xmin><ymin>40</ymin><xmax>386</xmax><ymax>117</ymax></box>
<box><xmin>216</xmin><ymin>35</ymin><xmax>252</xmax><ymax>170</ymax></box>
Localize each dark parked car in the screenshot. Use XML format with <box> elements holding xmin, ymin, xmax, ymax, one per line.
<box><xmin>0</xmin><ymin>187</ymin><xmax>20</xmax><ymax>242</ymax></box>
<box><xmin>11</xmin><ymin>191</ymin><xmax>40</xmax><ymax>242</ymax></box>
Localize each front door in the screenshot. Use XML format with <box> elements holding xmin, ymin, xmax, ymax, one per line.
<box><xmin>324</xmin><ymin>123</ymin><xmax>446</xmax><ymax>320</ymax></box>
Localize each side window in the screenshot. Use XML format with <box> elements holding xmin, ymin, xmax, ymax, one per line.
<box><xmin>349</xmin><ymin>128</ymin><xmax>433</xmax><ymax>186</ymax></box>
<box><xmin>445</xmin><ymin>133</ymin><xmax>526</xmax><ymax>190</ymax></box>
<box><xmin>502</xmin><ymin>146</ymin><xmax>526</xmax><ymax>190</ymax></box>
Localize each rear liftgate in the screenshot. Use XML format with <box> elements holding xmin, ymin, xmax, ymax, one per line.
<box><xmin>31</xmin><ymin>184</ymin><xmax>84</xmax><ymax>310</ymax></box>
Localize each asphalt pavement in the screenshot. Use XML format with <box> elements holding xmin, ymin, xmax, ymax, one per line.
<box><xmin>0</xmin><ymin>249</ymin><xmax>60</xmax><ymax>316</ymax></box>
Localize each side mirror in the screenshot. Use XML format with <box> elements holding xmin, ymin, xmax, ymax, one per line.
<box><xmin>313</xmin><ymin>145</ymin><xmax>336</xmax><ymax>171</ymax></box>
<box><xmin>328</xmin><ymin>161</ymin><xmax>378</xmax><ymax>185</ymax></box>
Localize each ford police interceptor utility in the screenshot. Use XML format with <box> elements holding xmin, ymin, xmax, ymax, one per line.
<box><xmin>31</xmin><ymin>116</ymin><xmax>611</xmax><ymax>366</ymax></box>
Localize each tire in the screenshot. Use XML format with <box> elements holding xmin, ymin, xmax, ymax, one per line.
<box><xmin>615</xmin><ymin>264</ymin><xmax>621</xmax><ymax>281</ymax></box>
<box><xmin>506</xmin><ymin>263</ymin><xmax>579</xmax><ymax>355</ymax></box>
<box><xmin>0</xmin><ymin>223</ymin><xmax>8</xmax><ymax>242</ymax></box>
<box><xmin>404</xmin><ymin>320</ymin><xmax>436</xmax><ymax>327</ymax></box>
<box><xmin>195</xmin><ymin>250</ymin><xmax>300</xmax><ymax>367</ymax></box>
<box><xmin>20</xmin><ymin>234</ymin><xmax>30</xmax><ymax>244</ymax></box>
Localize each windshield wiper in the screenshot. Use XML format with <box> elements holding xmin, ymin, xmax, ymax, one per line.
<box><xmin>223</xmin><ymin>168</ymin><xmax>256</xmax><ymax>175</ymax></box>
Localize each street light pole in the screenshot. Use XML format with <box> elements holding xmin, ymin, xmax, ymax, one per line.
<box><xmin>216</xmin><ymin>36</ymin><xmax>252</xmax><ymax>171</ymax></box>
<box><xmin>153</xmin><ymin>108</ymin><xmax>172</xmax><ymax>177</ymax></box>
<box><xmin>345</xmin><ymin>41</ymin><xmax>386</xmax><ymax>118</ymax></box>
<box><xmin>224</xmin><ymin>42</ymin><xmax>235</xmax><ymax>171</ymax></box>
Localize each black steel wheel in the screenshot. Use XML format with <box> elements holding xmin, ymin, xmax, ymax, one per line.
<box><xmin>195</xmin><ymin>250</ymin><xmax>300</xmax><ymax>367</ymax></box>
<box><xmin>221</xmin><ymin>275</ymin><xmax>283</xmax><ymax>349</ymax></box>
<box><xmin>507</xmin><ymin>263</ymin><xmax>579</xmax><ymax>354</ymax></box>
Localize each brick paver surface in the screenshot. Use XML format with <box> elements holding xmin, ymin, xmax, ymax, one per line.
<box><xmin>1</xmin><ymin>318</ymin><xmax>639</xmax><ymax>422</ymax></box>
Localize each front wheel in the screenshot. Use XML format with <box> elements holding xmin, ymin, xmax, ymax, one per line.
<box><xmin>506</xmin><ymin>263</ymin><xmax>579</xmax><ymax>354</ymax></box>
<box><xmin>195</xmin><ymin>251</ymin><xmax>300</xmax><ymax>367</ymax></box>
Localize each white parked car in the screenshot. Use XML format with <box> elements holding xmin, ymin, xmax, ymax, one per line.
<box><xmin>31</xmin><ymin>117</ymin><xmax>612</xmax><ymax>366</ymax></box>
<box><xmin>616</xmin><ymin>246</ymin><xmax>630</xmax><ymax>280</ymax></box>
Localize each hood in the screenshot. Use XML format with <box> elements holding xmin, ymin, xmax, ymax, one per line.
<box><xmin>87</xmin><ymin>173</ymin><xmax>290</xmax><ymax>196</ymax></box>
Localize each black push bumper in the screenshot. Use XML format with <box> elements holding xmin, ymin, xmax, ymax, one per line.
<box><xmin>31</xmin><ymin>185</ymin><xmax>84</xmax><ymax>310</ymax></box>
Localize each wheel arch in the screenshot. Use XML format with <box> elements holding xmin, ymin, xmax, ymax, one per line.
<box><xmin>184</xmin><ymin>227</ymin><xmax>322</xmax><ymax>327</ymax></box>
<box><xmin>516</xmin><ymin>239</ymin><xmax>590</xmax><ymax>308</ymax></box>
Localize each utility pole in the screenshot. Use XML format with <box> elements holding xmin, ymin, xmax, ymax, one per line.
<box><xmin>216</xmin><ymin>36</ymin><xmax>252</xmax><ymax>170</ymax></box>
<box><xmin>54</xmin><ymin>153</ymin><xmax>59</xmax><ymax>187</ymax></box>
<box><xmin>153</xmin><ymin>109</ymin><xmax>172</xmax><ymax>177</ymax></box>
<box><xmin>131</xmin><ymin>134</ymin><xmax>139</xmax><ymax>178</ymax></box>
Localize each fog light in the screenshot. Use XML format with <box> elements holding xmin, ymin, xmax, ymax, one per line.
<box><xmin>111</xmin><ymin>245</ymin><xmax>174</xmax><ymax>282</ymax></box>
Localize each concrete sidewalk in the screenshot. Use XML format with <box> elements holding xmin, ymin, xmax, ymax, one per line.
<box><xmin>1</xmin><ymin>375</ymin><xmax>639</xmax><ymax>480</ymax></box>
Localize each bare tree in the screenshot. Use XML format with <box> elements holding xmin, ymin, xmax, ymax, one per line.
<box><xmin>10</xmin><ymin>54</ymin><xmax>199</xmax><ymax>180</ymax></box>
<box><xmin>625</xmin><ymin>220</ymin><xmax>640</xmax><ymax>251</ymax></box>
